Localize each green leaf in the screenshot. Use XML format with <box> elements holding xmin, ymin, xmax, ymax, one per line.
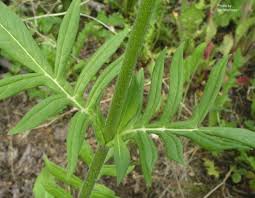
<box><xmin>161</xmin><ymin>43</ymin><xmax>184</xmax><ymax>122</ymax></box>
<box><xmin>113</xmin><ymin>136</ymin><xmax>131</xmax><ymax>184</ymax></box>
<box><xmin>159</xmin><ymin>133</ymin><xmax>184</xmax><ymax>164</ymax></box>
<box><xmin>67</xmin><ymin>112</ymin><xmax>88</xmax><ymax>175</ymax></box>
<box><xmin>10</xmin><ymin>95</ymin><xmax>69</xmax><ymax>134</ymax></box>
<box><xmin>203</xmin><ymin>158</ymin><xmax>220</xmax><ymax>178</ymax></box>
<box><xmin>192</xmin><ymin>57</ymin><xmax>228</xmax><ymax>125</ymax></box>
<box><xmin>99</xmin><ymin>164</ymin><xmax>134</xmax><ymax>178</ymax></box>
<box><xmin>135</xmin><ymin>131</ymin><xmax>157</xmax><ymax>186</ymax></box>
<box><xmin>33</xmin><ymin>168</ymin><xmax>54</xmax><ymax>198</ymax></box>
<box><xmin>184</xmin><ymin>43</ymin><xmax>206</xmax><ymax>81</ymax></box>
<box><xmin>55</xmin><ymin>0</ymin><xmax>80</xmax><ymax>79</ymax></box>
<box><xmin>92</xmin><ymin>184</ymin><xmax>119</xmax><ymax>198</ymax></box>
<box><xmin>200</xmin><ymin>127</ymin><xmax>255</xmax><ymax>148</ymax></box>
<box><xmin>178</xmin><ymin>130</ymin><xmax>250</xmax><ymax>151</ymax></box>
<box><xmin>43</xmin><ymin>183</ymin><xmax>72</xmax><ymax>198</ymax></box>
<box><xmin>0</xmin><ymin>2</ymin><xmax>52</xmax><ymax>73</ymax></box>
<box><xmin>0</xmin><ymin>73</ymin><xmax>45</xmax><ymax>100</ymax></box>
<box><xmin>236</xmin><ymin>17</ymin><xmax>255</xmax><ymax>43</ymax></box>
<box><xmin>79</xmin><ymin>140</ymin><xmax>94</xmax><ymax>165</ymax></box>
<box><xmin>118</xmin><ymin>71</ymin><xmax>144</xmax><ymax>131</ymax></box>
<box><xmin>74</xmin><ymin>29</ymin><xmax>129</xmax><ymax>96</ymax></box>
<box><xmin>87</xmin><ymin>56</ymin><xmax>123</xmax><ymax>109</ymax></box>
<box><xmin>44</xmin><ymin>156</ymin><xmax>82</xmax><ymax>188</ymax></box>
<box><xmin>142</xmin><ymin>50</ymin><xmax>166</xmax><ymax>123</ymax></box>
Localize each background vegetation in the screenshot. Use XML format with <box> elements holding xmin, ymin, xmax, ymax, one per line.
<box><xmin>0</xmin><ymin>0</ymin><xmax>255</xmax><ymax>197</ymax></box>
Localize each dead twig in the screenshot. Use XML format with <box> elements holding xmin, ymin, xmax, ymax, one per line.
<box><xmin>203</xmin><ymin>168</ymin><xmax>233</xmax><ymax>198</ymax></box>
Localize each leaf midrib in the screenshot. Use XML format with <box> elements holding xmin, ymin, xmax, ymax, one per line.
<box><xmin>0</xmin><ymin>22</ymin><xmax>88</xmax><ymax>114</ymax></box>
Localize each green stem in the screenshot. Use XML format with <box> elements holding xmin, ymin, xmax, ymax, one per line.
<box><xmin>79</xmin><ymin>1</ymin><xmax>157</xmax><ymax>197</ymax></box>
<box><xmin>78</xmin><ymin>145</ymin><xmax>109</xmax><ymax>198</ymax></box>
<box><xmin>104</xmin><ymin>0</ymin><xmax>158</xmax><ymax>143</ymax></box>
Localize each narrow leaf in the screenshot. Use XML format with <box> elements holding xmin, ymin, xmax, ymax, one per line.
<box><xmin>159</xmin><ymin>133</ymin><xmax>184</xmax><ymax>164</ymax></box>
<box><xmin>201</xmin><ymin>127</ymin><xmax>255</xmax><ymax>148</ymax></box>
<box><xmin>161</xmin><ymin>43</ymin><xmax>184</xmax><ymax>122</ymax></box>
<box><xmin>184</xmin><ymin>43</ymin><xmax>206</xmax><ymax>81</ymax></box>
<box><xmin>135</xmin><ymin>131</ymin><xmax>157</xmax><ymax>186</ymax></box>
<box><xmin>44</xmin><ymin>156</ymin><xmax>119</xmax><ymax>198</ymax></box>
<box><xmin>10</xmin><ymin>95</ymin><xmax>69</xmax><ymax>134</ymax></box>
<box><xmin>44</xmin><ymin>156</ymin><xmax>82</xmax><ymax>188</ymax></box>
<box><xmin>67</xmin><ymin>112</ymin><xmax>88</xmax><ymax>175</ymax></box>
<box><xmin>74</xmin><ymin>29</ymin><xmax>128</xmax><ymax>96</ymax></box>
<box><xmin>0</xmin><ymin>73</ymin><xmax>45</xmax><ymax>100</ymax></box>
<box><xmin>178</xmin><ymin>130</ymin><xmax>250</xmax><ymax>151</ymax></box>
<box><xmin>118</xmin><ymin>72</ymin><xmax>143</xmax><ymax>131</ymax></box>
<box><xmin>192</xmin><ymin>57</ymin><xmax>228</xmax><ymax>125</ymax></box>
<box><xmin>92</xmin><ymin>184</ymin><xmax>119</xmax><ymax>198</ymax></box>
<box><xmin>33</xmin><ymin>168</ymin><xmax>54</xmax><ymax>198</ymax></box>
<box><xmin>79</xmin><ymin>140</ymin><xmax>94</xmax><ymax>165</ymax></box>
<box><xmin>87</xmin><ymin>56</ymin><xmax>123</xmax><ymax>109</ymax></box>
<box><xmin>55</xmin><ymin>0</ymin><xmax>80</xmax><ymax>79</ymax></box>
<box><xmin>0</xmin><ymin>2</ymin><xmax>52</xmax><ymax>73</ymax></box>
<box><xmin>43</xmin><ymin>183</ymin><xmax>72</xmax><ymax>198</ymax></box>
<box><xmin>99</xmin><ymin>164</ymin><xmax>134</xmax><ymax>178</ymax></box>
<box><xmin>143</xmin><ymin>50</ymin><xmax>166</xmax><ymax>123</ymax></box>
<box><xmin>113</xmin><ymin>136</ymin><xmax>130</xmax><ymax>184</ymax></box>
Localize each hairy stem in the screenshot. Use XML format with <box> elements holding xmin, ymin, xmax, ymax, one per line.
<box><xmin>78</xmin><ymin>0</ymin><xmax>157</xmax><ymax>197</ymax></box>
<box><xmin>78</xmin><ymin>145</ymin><xmax>109</xmax><ymax>198</ymax></box>
<box><xmin>104</xmin><ymin>0</ymin><xmax>158</xmax><ymax>143</ymax></box>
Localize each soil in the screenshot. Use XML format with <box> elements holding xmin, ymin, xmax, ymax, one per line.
<box><xmin>0</xmin><ymin>93</ymin><xmax>250</xmax><ymax>198</ymax></box>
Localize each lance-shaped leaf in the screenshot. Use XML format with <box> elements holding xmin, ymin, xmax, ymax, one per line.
<box><xmin>200</xmin><ymin>127</ymin><xmax>255</xmax><ymax>148</ymax></box>
<box><xmin>92</xmin><ymin>184</ymin><xmax>119</xmax><ymax>198</ymax></box>
<box><xmin>161</xmin><ymin>43</ymin><xmax>184</xmax><ymax>122</ymax></box>
<box><xmin>113</xmin><ymin>135</ymin><xmax>131</xmax><ymax>184</ymax></box>
<box><xmin>0</xmin><ymin>73</ymin><xmax>46</xmax><ymax>100</ymax></box>
<box><xmin>118</xmin><ymin>71</ymin><xmax>144</xmax><ymax>131</ymax></box>
<box><xmin>135</xmin><ymin>131</ymin><xmax>157</xmax><ymax>186</ymax></box>
<box><xmin>192</xmin><ymin>57</ymin><xmax>228</xmax><ymax>125</ymax></box>
<box><xmin>33</xmin><ymin>168</ymin><xmax>54</xmax><ymax>198</ymax></box>
<box><xmin>43</xmin><ymin>183</ymin><xmax>72</xmax><ymax>198</ymax></box>
<box><xmin>79</xmin><ymin>140</ymin><xmax>94</xmax><ymax>165</ymax></box>
<box><xmin>175</xmin><ymin>130</ymin><xmax>250</xmax><ymax>151</ymax></box>
<box><xmin>10</xmin><ymin>95</ymin><xmax>69</xmax><ymax>134</ymax></box>
<box><xmin>142</xmin><ymin>50</ymin><xmax>166</xmax><ymax>123</ymax></box>
<box><xmin>67</xmin><ymin>112</ymin><xmax>88</xmax><ymax>175</ymax></box>
<box><xmin>99</xmin><ymin>164</ymin><xmax>134</xmax><ymax>178</ymax></box>
<box><xmin>159</xmin><ymin>133</ymin><xmax>184</xmax><ymax>164</ymax></box>
<box><xmin>55</xmin><ymin>0</ymin><xmax>80</xmax><ymax>79</ymax></box>
<box><xmin>184</xmin><ymin>43</ymin><xmax>206</xmax><ymax>81</ymax></box>
<box><xmin>44</xmin><ymin>156</ymin><xmax>119</xmax><ymax>197</ymax></box>
<box><xmin>44</xmin><ymin>156</ymin><xmax>82</xmax><ymax>188</ymax></box>
<box><xmin>0</xmin><ymin>2</ymin><xmax>52</xmax><ymax>73</ymax></box>
<box><xmin>87</xmin><ymin>56</ymin><xmax>123</xmax><ymax>109</ymax></box>
<box><xmin>74</xmin><ymin>29</ymin><xmax>128</xmax><ymax>96</ymax></box>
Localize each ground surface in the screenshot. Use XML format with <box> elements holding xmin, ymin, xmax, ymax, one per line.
<box><xmin>0</xmin><ymin>94</ymin><xmax>252</xmax><ymax>198</ymax></box>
